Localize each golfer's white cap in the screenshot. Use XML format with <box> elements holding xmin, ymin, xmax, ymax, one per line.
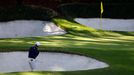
<box><xmin>35</xmin><ymin>42</ymin><xmax>41</xmax><ymax>46</ymax></box>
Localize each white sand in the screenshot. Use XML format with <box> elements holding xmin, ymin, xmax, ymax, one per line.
<box><xmin>0</xmin><ymin>52</ymin><xmax>109</xmax><ymax>73</ymax></box>
<box><xmin>75</xmin><ymin>18</ymin><xmax>134</xmax><ymax>31</ymax></box>
<box><xmin>0</xmin><ymin>20</ymin><xmax>66</xmax><ymax>38</ymax></box>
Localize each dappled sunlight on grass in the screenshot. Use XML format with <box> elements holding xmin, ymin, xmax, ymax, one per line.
<box><xmin>53</xmin><ymin>18</ymin><xmax>102</xmax><ymax>37</ymax></box>
<box><xmin>115</xmin><ymin>36</ymin><xmax>134</xmax><ymax>41</ymax></box>
<box><xmin>43</xmin><ymin>35</ymin><xmax>134</xmax><ymax>51</ymax></box>
<box><xmin>0</xmin><ymin>39</ymin><xmax>30</xmax><ymax>43</ymax></box>
<box><xmin>0</xmin><ymin>72</ymin><xmax>62</xmax><ymax>75</ymax></box>
<box><xmin>19</xmin><ymin>72</ymin><xmax>62</xmax><ymax>75</ymax></box>
<box><xmin>0</xmin><ymin>34</ymin><xmax>133</xmax><ymax>51</ymax></box>
<box><xmin>19</xmin><ymin>72</ymin><xmax>43</xmax><ymax>75</ymax></box>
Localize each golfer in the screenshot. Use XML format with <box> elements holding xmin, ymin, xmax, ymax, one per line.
<box><xmin>28</xmin><ymin>42</ymin><xmax>41</xmax><ymax>71</ymax></box>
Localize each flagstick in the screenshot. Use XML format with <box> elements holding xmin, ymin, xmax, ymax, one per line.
<box><xmin>100</xmin><ymin>13</ymin><xmax>103</xmax><ymax>30</ymax></box>
<box><xmin>100</xmin><ymin>1</ymin><xmax>105</xmax><ymax>37</ymax></box>
<box><xmin>100</xmin><ymin>1</ymin><xmax>103</xmax><ymax>31</ymax></box>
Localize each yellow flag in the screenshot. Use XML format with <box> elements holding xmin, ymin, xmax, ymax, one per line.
<box><xmin>101</xmin><ymin>1</ymin><xmax>104</xmax><ymax>14</ymax></box>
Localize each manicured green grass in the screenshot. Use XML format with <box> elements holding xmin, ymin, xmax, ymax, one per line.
<box><xmin>0</xmin><ymin>18</ymin><xmax>134</xmax><ymax>75</ymax></box>
<box><xmin>53</xmin><ymin>18</ymin><xmax>103</xmax><ymax>37</ymax></box>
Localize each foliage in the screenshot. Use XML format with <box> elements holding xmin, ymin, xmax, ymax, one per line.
<box><xmin>0</xmin><ymin>5</ymin><xmax>57</xmax><ymax>21</ymax></box>
<box><xmin>58</xmin><ymin>3</ymin><xmax>99</xmax><ymax>18</ymax></box>
<box><xmin>58</xmin><ymin>3</ymin><xmax>134</xmax><ymax>19</ymax></box>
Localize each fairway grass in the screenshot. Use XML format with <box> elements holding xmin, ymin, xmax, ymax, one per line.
<box><xmin>0</xmin><ymin>18</ymin><xmax>134</xmax><ymax>75</ymax></box>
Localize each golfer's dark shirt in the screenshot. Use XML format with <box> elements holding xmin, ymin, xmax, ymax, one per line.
<box><xmin>28</xmin><ymin>46</ymin><xmax>39</xmax><ymax>59</ymax></box>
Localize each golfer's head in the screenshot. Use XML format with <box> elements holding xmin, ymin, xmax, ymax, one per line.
<box><xmin>35</xmin><ymin>42</ymin><xmax>41</xmax><ymax>47</ymax></box>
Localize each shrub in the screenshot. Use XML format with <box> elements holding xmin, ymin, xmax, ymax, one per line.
<box><xmin>58</xmin><ymin>3</ymin><xmax>100</xmax><ymax>18</ymax></box>
<box><xmin>103</xmin><ymin>3</ymin><xmax>134</xmax><ymax>19</ymax></box>
<box><xmin>58</xmin><ymin>3</ymin><xmax>134</xmax><ymax>19</ymax></box>
<box><xmin>0</xmin><ymin>5</ymin><xmax>57</xmax><ymax>21</ymax></box>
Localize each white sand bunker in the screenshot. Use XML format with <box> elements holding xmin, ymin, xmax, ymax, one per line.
<box><xmin>75</xmin><ymin>18</ymin><xmax>134</xmax><ymax>31</ymax></box>
<box><xmin>0</xmin><ymin>52</ymin><xmax>109</xmax><ymax>73</ymax></box>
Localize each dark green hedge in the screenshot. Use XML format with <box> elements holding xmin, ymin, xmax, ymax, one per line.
<box><xmin>0</xmin><ymin>5</ymin><xmax>57</xmax><ymax>21</ymax></box>
<box><xmin>58</xmin><ymin>3</ymin><xmax>134</xmax><ymax>19</ymax></box>
<box><xmin>58</xmin><ymin>3</ymin><xmax>99</xmax><ymax>18</ymax></box>
<box><xmin>103</xmin><ymin>3</ymin><xmax>134</xmax><ymax>19</ymax></box>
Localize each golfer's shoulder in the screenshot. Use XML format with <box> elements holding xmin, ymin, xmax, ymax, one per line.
<box><xmin>30</xmin><ymin>46</ymin><xmax>35</xmax><ymax>49</ymax></box>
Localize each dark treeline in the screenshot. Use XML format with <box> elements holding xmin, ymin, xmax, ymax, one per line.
<box><xmin>0</xmin><ymin>0</ymin><xmax>134</xmax><ymax>18</ymax></box>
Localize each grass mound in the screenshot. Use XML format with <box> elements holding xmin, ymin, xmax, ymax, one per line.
<box><xmin>53</xmin><ymin>18</ymin><xmax>102</xmax><ymax>37</ymax></box>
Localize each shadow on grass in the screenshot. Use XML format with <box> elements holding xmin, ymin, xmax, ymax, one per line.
<box><xmin>0</xmin><ymin>33</ymin><xmax>134</xmax><ymax>52</ymax></box>
<box><xmin>113</xmin><ymin>31</ymin><xmax>134</xmax><ymax>36</ymax></box>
